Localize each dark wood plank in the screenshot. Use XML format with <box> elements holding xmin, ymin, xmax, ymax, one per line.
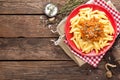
<box><xmin>0</xmin><ymin>15</ymin><xmax>58</xmax><ymax>37</ymax></box>
<box><xmin>0</xmin><ymin>61</ymin><xmax>119</xmax><ymax>80</ymax></box>
<box><xmin>0</xmin><ymin>38</ymin><xmax>70</xmax><ymax>60</ymax></box>
<box><xmin>0</xmin><ymin>0</ymin><xmax>66</xmax><ymax>14</ymax></box>
<box><xmin>0</xmin><ymin>0</ymin><xmax>120</xmax><ymax>14</ymax></box>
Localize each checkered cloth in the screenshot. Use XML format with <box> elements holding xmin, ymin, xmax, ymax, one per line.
<box><xmin>65</xmin><ymin>0</ymin><xmax>120</xmax><ymax>67</ymax></box>
<box><xmin>94</xmin><ymin>0</ymin><xmax>120</xmax><ymax>35</ymax></box>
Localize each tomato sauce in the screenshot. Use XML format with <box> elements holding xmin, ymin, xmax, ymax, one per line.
<box><xmin>79</xmin><ymin>17</ymin><xmax>104</xmax><ymax>42</ymax></box>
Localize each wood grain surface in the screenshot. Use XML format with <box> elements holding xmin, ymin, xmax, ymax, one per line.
<box><xmin>0</xmin><ymin>0</ymin><xmax>66</xmax><ymax>14</ymax></box>
<box><xmin>0</xmin><ymin>15</ymin><xmax>58</xmax><ymax>37</ymax></box>
<box><xmin>0</xmin><ymin>0</ymin><xmax>120</xmax><ymax>80</ymax></box>
<box><xmin>0</xmin><ymin>61</ymin><xmax>119</xmax><ymax>80</ymax></box>
<box><xmin>0</xmin><ymin>38</ymin><xmax>70</xmax><ymax>60</ymax></box>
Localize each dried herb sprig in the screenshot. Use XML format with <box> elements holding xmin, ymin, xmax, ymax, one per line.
<box><xmin>54</xmin><ymin>0</ymin><xmax>88</xmax><ymax>25</ymax></box>
<box><xmin>59</xmin><ymin>0</ymin><xmax>87</xmax><ymax>16</ymax></box>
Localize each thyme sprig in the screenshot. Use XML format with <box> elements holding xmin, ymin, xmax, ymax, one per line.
<box><xmin>59</xmin><ymin>0</ymin><xmax>87</xmax><ymax>15</ymax></box>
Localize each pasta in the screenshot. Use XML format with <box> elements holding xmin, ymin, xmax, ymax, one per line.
<box><xmin>70</xmin><ymin>8</ymin><xmax>114</xmax><ymax>54</ymax></box>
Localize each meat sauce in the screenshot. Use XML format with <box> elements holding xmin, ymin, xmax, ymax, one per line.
<box><xmin>80</xmin><ymin>17</ymin><xmax>104</xmax><ymax>42</ymax></box>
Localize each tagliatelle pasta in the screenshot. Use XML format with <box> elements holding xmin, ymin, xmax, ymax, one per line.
<box><xmin>70</xmin><ymin>7</ymin><xmax>114</xmax><ymax>54</ymax></box>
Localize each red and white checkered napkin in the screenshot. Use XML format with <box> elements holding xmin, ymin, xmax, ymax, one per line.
<box><xmin>65</xmin><ymin>0</ymin><xmax>120</xmax><ymax>67</ymax></box>
<box><xmin>94</xmin><ymin>0</ymin><xmax>120</xmax><ymax>35</ymax></box>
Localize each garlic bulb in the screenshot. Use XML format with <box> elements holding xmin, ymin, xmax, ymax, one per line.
<box><xmin>44</xmin><ymin>3</ymin><xmax>58</xmax><ymax>17</ymax></box>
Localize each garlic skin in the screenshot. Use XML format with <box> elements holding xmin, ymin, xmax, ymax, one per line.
<box><xmin>106</xmin><ymin>71</ymin><xmax>112</xmax><ymax>78</ymax></box>
<box><xmin>105</xmin><ymin>63</ymin><xmax>117</xmax><ymax>78</ymax></box>
<box><xmin>45</xmin><ymin>3</ymin><xmax>58</xmax><ymax>17</ymax></box>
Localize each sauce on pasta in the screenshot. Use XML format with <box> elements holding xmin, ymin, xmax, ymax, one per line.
<box><xmin>79</xmin><ymin>17</ymin><xmax>104</xmax><ymax>42</ymax></box>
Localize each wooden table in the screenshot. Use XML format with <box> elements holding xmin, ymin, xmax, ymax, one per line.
<box><xmin>0</xmin><ymin>0</ymin><xmax>120</xmax><ymax>80</ymax></box>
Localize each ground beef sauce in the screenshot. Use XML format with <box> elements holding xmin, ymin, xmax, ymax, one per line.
<box><xmin>80</xmin><ymin>17</ymin><xmax>104</xmax><ymax>42</ymax></box>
